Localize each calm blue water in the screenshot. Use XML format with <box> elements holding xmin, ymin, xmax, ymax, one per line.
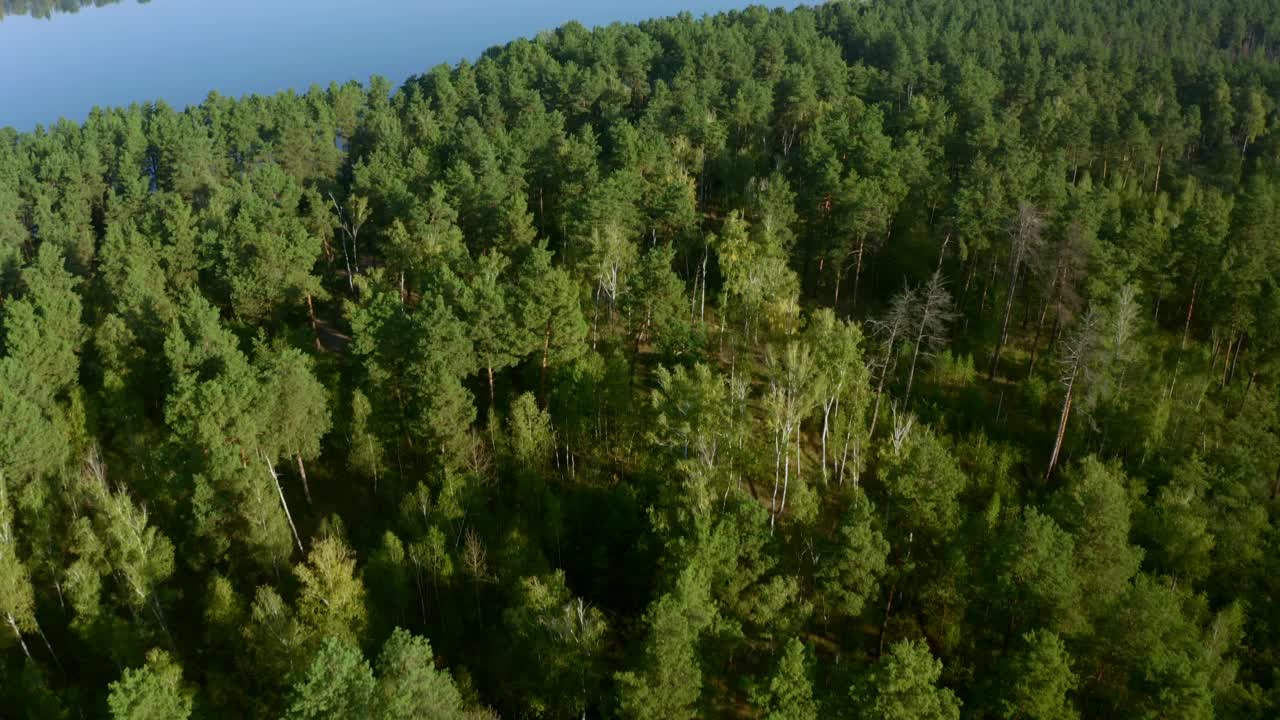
<box><xmin>0</xmin><ymin>0</ymin><xmax>795</xmax><ymax>130</ymax></box>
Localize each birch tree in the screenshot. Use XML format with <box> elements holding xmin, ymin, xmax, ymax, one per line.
<box><xmin>765</xmin><ymin>341</ymin><xmax>819</xmax><ymax>529</ymax></box>
<box><xmin>294</xmin><ymin>535</ymin><xmax>368</xmax><ymax>649</ymax></box>
<box><xmin>75</xmin><ymin>447</ymin><xmax>176</xmax><ymax>641</ymax></box>
<box><xmin>0</xmin><ymin>472</ymin><xmax>37</xmax><ymax>660</ymax></box>
<box><xmin>805</xmin><ymin>309</ymin><xmax>870</xmax><ymax>485</ymax></box>
<box><xmin>716</xmin><ymin>211</ymin><xmax>799</xmax><ymax>342</ymax></box>
<box><xmin>331</xmin><ymin>193</ymin><xmax>371</xmax><ymax>291</ymax></box>
<box><xmin>502</xmin><ymin>571</ymin><xmax>607</xmax><ymax>718</ymax></box>
<box><xmin>651</xmin><ymin>363</ymin><xmax>728</xmax><ymax>477</ymax></box>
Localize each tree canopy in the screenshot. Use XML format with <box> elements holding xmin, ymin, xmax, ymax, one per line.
<box><xmin>3</xmin><ymin>1</ymin><xmax>1280</xmax><ymax>717</ymax></box>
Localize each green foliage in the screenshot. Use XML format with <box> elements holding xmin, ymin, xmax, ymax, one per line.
<box><xmin>816</xmin><ymin>489</ymin><xmax>889</xmax><ymax>621</ymax></box>
<box><xmin>294</xmin><ymin>535</ymin><xmax>368</xmax><ymax>648</ymax></box>
<box><xmin>107</xmin><ymin>649</ymin><xmax>194</xmax><ymax>720</ymax></box>
<box><xmin>1048</xmin><ymin>458</ymin><xmax>1143</xmax><ymax>610</ymax></box>
<box><xmin>2</xmin><ymin>2</ymin><xmax>1280</xmax><ymax>718</ymax></box>
<box><xmin>853</xmin><ymin>639</ymin><xmax>961</xmax><ymax>720</ymax></box>
<box><xmin>374</xmin><ymin>628</ymin><xmax>466</xmax><ymax>720</ymax></box>
<box><xmin>753</xmin><ymin>638</ymin><xmax>819</xmax><ymax>720</ymax></box>
<box><xmin>284</xmin><ymin>638</ymin><xmax>376</xmax><ymax>720</ymax></box>
<box><xmin>616</xmin><ymin>558</ymin><xmax>717</xmax><ymax>719</ymax></box>
<box><xmin>991</xmin><ymin>508</ymin><xmax>1082</xmax><ymax>636</ymax></box>
<box><xmin>998</xmin><ymin>630</ymin><xmax>1079</xmax><ymax>720</ymax></box>
<box><xmin>501</xmin><ymin>571</ymin><xmax>606</xmax><ymax>717</ymax></box>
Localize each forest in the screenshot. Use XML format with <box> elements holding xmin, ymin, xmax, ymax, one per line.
<box><xmin>2</xmin><ymin>0</ymin><xmax>1280</xmax><ymax>717</ymax></box>
<box><xmin>0</xmin><ymin>0</ymin><xmax>139</xmax><ymax>20</ymax></box>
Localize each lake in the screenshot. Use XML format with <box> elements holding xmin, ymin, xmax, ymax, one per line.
<box><xmin>0</xmin><ymin>0</ymin><xmax>793</xmax><ymax>130</ymax></box>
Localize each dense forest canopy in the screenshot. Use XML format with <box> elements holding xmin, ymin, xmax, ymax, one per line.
<box><xmin>0</xmin><ymin>0</ymin><xmax>144</xmax><ymax>21</ymax></box>
<box><xmin>2</xmin><ymin>0</ymin><xmax>1280</xmax><ymax>717</ymax></box>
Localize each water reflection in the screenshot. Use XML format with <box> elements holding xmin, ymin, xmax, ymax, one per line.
<box><xmin>1</xmin><ymin>0</ymin><xmax>149</xmax><ymax>20</ymax></box>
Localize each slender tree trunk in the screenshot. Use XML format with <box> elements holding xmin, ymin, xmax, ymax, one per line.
<box><xmin>35</xmin><ymin>622</ymin><xmax>61</xmax><ymax>672</ymax></box>
<box><xmin>833</xmin><ymin>260</ymin><xmax>844</xmax><ymax>310</ymax></box>
<box><xmin>306</xmin><ymin>294</ymin><xmax>322</xmax><ymax>351</ymax></box>
<box><xmin>979</xmin><ymin>254</ymin><xmax>999</xmax><ymax>315</ymax></box>
<box><xmin>263</xmin><ymin>453</ymin><xmax>304</xmax><ymax>554</ymax></box>
<box><xmin>6</xmin><ymin>614</ymin><xmax>31</xmax><ymax>660</ymax></box>
<box><xmin>989</xmin><ymin>257</ymin><xmax>1021</xmax><ymax>380</ymax></box>
<box><xmin>962</xmin><ymin>252</ymin><xmax>978</xmax><ymax>297</ymax></box>
<box><xmin>539</xmin><ymin>322</ymin><xmax>552</xmax><ymax>405</ymax></box>
<box><xmin>149</xmin><ymin>594</ymin><xmax>176</xmax><ymax>651</ymax></box>
<box><xmin>1237</xmin><ymin>371</ymin><xmax>1257</xmax><ymax>414</ymax></box>
<box><xmin>1027</xmin><ymin>297</ymin><xmax>1052</xmax><ymax>377</ymax></box>
<box><xmin>351</xmin><ymin>228</ymin><xmax>360</xmax><ymax>275</ymax></box>
<box><xmin>838</xmin><ymin>428</ymin><xmax>851</xmax><ymax>486</ymax></box>
<box><xmin>295</xmin><ymin>452</ymin><xmax>312</xmax><ymax>505</ymax></box>
<box><xmin>1046</xmin><ymin>378</ymin><xmax>1075</xmax><ymax>480</ymax></box>
<box><xmin>1228</xmin><ymin>335</ymin><xmax>1244</xmax><ymax>385</ymax></box>
<box><xmin>869</xmin><ymin>328</ymin><xmax>899</xmax><ymax>440</ymax></box>
<box><xmin>1221</xmin><ymin>334</ymin><xmax>1235</xmax><ymax>387</ymax></box>
<box><xmin>487</xmin><ymin>364</ymin><xmax>496</xmax><ymax>410</ymax></box>
<box><xmin>690</xmin><ymin>260</ymin><xmax>700</xmax><ymax>321</ymax></box>
<box><xmin>1153</xmin><ymin>143</ymin><xmax>1165</xmax><ymax>195</ymax></box>
<box><xmin>781</xmin><ymin>426</ymin><xmax>792</xmax><ymax>516</ymax></box>
<box><xmin>1047</xmin><ymin>310</ymin><xmax>1063</xmax><ymax>355</ymax></box>
<box><xmin>851</xmin><ymin>237</ymin><xmax>866</xmax><ymax>312</ymax></box>
<box><xmin>700</xmin><ymin>248</ymin><xmax>708</xmax><ymax>322</ymax></box>
<box><xmin>784</xmin><ymin>419</ymin><xmax>800</xmax><ymax>513</ymax></box>
<box><xmin>340</xmin><ymin>237</ymin><xmax>354</xmax><ymax>294</ymax></box>
<box><xmin>771</xmin><ymin>430</ymin><xmax>782</xmax><ymax>530</ymax></box>
<box><xmin>1182</xmin><ymin>278</ymin><xmax>1199</xmax><ymax>349</ymax></box>
<box><xmin>368</xmin><ymin>434</ymin><xmax>379</xmax><ymax>494</ymax></box>
<box><xmin>870</xmin><ymin>371</ymin><xmax>889</xmax><ymax>442</ymax></box>
<box><xmin>877</xmin><ymin>580</ymin><xmax>897</xmax><ymax>659</ymax></box>
<box><xmin>413</xmin><ymin>567</ymin><xmax>428</xmax><ymax>625</ymax></box>
<box><xmin>905</xmin><ymin>326</ymin><xmax>927</xmax><ymax>402</ymax></box>
<box><xmin>821</xmin><ymin>400</ymin><xmax>832</xmax><ymax>483</ymax></box>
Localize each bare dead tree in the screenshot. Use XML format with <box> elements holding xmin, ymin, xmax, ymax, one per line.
<box><xmin>889</xmin><ymin>403</ymin><xmax>916</xmax><ymax>455</ymax></box>
<box><xmin>1046</xmin><ymin>308</ymin><xmax>1100</xmax><ymax>479</ymax></box>
<box><xmin>1106</xmin><ymin>284</ymin><xmax>1141</xmax><ymax>394</ymax></box>
<box><xmin>990</xmin><ymin>203</ymin><xmax>1046</xmax><ymax>380</ymax></box>
<box><xmin>867</xmin><ymin>284</ymin><xmax>916</xmax><ymax>438</ymax></box>
<box><xmin>904</xmin><ymin>271</ymin><xmax>958</xmax><ymax>402</ymax></box>
<box><xmin>1028</xmin><ymin>214</ymin><xmax>1089</xmax><ymax>377</ymax></box>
